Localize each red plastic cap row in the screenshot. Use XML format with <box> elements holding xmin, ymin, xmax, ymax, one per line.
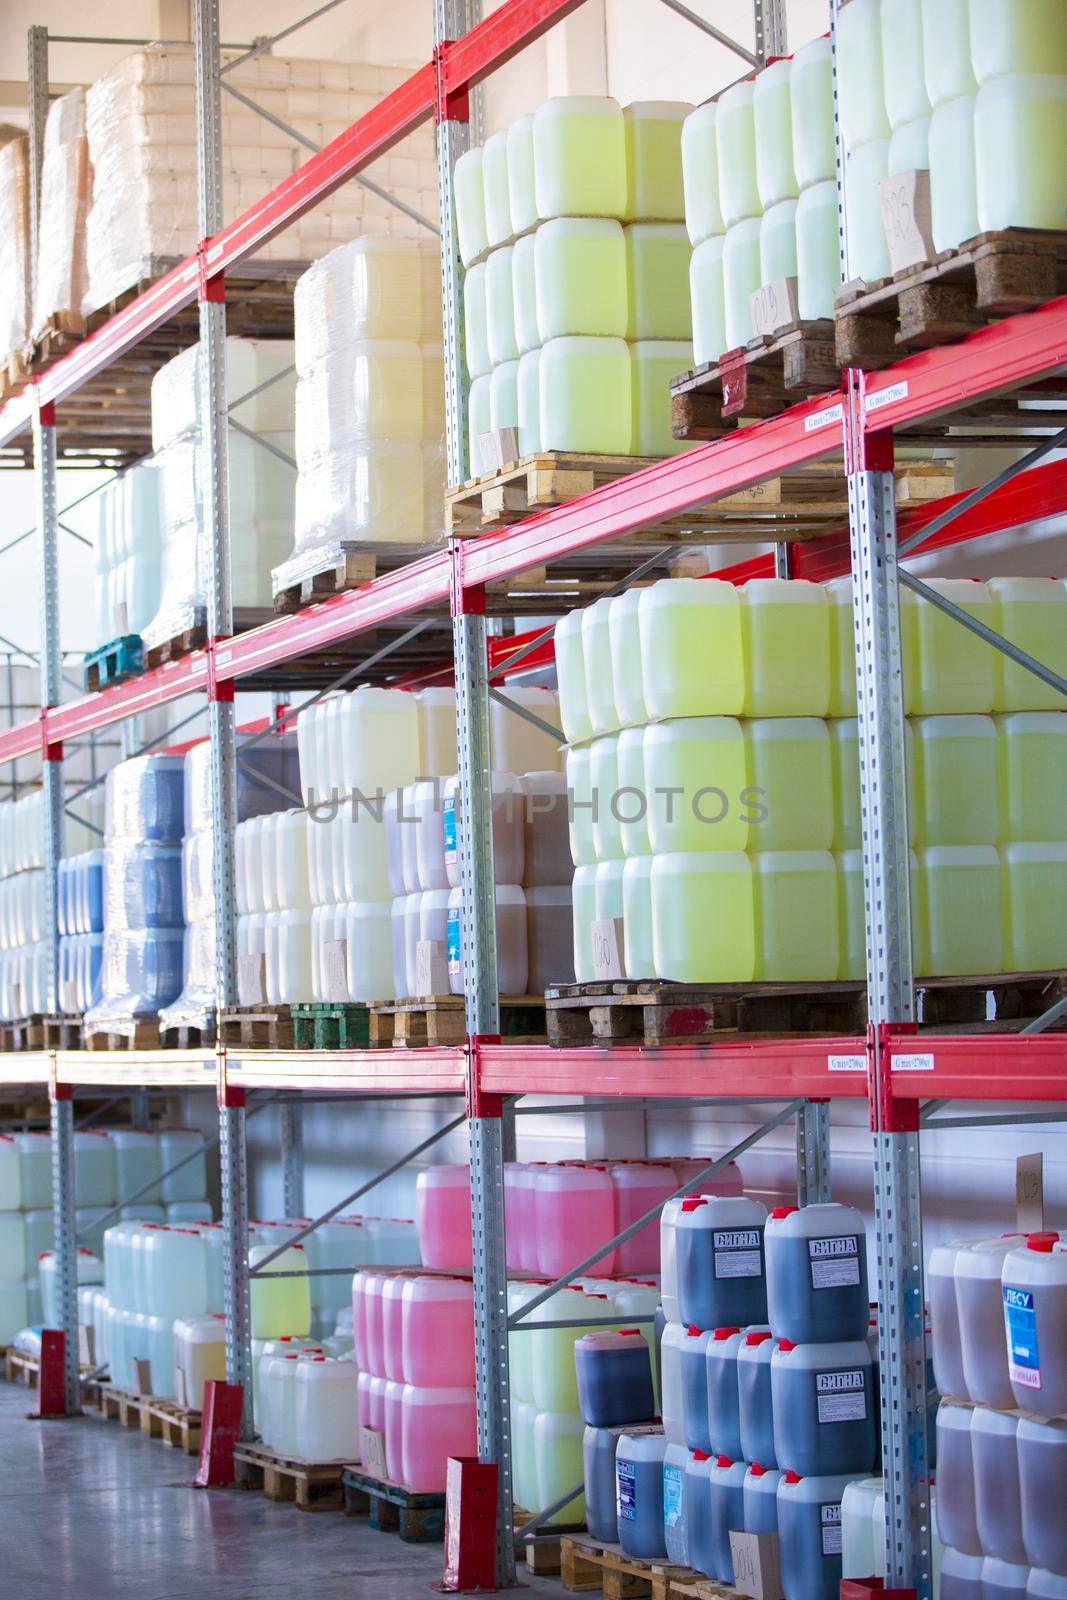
<box><xmin>714</xmin><ymin>1326</ymin><xmax>741</xmax><ymax>1341</ymax></box>
<box><xmin>1028</xmin><ymin>1231</ymin><xmax>1060</xmax><ymax>1252</ymax></box>
<box><xmin>771</xmin><ymin>1205</ymin><xmax>799</xmax><ymax>1220</ymax></box>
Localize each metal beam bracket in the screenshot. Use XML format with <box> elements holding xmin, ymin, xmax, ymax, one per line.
<box><xmin>466</xmin><ymin>1035</ymin><xmax>503</xmax><ymax>1120</ymax></box>
<box><xmin>434</xmin><ymin>39</ymin><xmax>471</xmax><ymax>123</ymax></box>
<box><xmin>198</xmin><ymin>247</ymin><xmax>225</xmax><ymax>304</ymax></box>
<box><xmin>874</xmin><ymin>1023</ymin><xmax>921</xmax><ymax>1134</ymax></box>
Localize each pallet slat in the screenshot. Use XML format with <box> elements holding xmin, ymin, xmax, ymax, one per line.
<box><xmin>341</xmin><ymin>1466</ymin><xmax>446</xmax><ymax>1541</ymax></box>
<box><xmin>369</xmin><ymin>993</ymin><xmax>547</xmax><ymax>1048</ymax></box>
<box><xmin>235</xmin><ymin>1441</ymin><xmax>347</xmax><ymax>1511</ymax></box>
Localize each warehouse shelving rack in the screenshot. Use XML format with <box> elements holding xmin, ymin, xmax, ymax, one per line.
<box><xmin>0</xmin><ymin>0</ymin><xmax>1065</xmax><ymax>1589</ymax></box>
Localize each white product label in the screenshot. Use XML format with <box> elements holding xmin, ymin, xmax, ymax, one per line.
<box><xmin>864</xmin><ymin>379</ymin><xmax>908</xmax><ymax>413</ymax></box>
<box><xmin>820</xmin><ymin>1503</ymin><xmax>843</xmax><ymax>1556</ymax></box>
<box><xmin>617</xmin><ymin>1460</ymin><xmax>636</xmax><ymax>1521</ymax></box>
<box><xmin>1003</xmin><ymin>1286</ymin><xmax>1041</xmax><ymax>1389</ymax></box>
<box><xmin>816</xmin><ymin>1369</ymin><xmax>867</xmax><ymax>1424</ymax></box>
<box><xmin>804</xmin><ymin>401</ymin><xmax>845</xmax><ymax>433</ymax></box>
<box><xmin>323</xmin><ymin>938</ymin><xmax>348</xmax><ymax>1003</ymax></box>
<box><xmin>663</xmin><ymin>1463</ymin><xmax>683</xmax><ymax>1526</ymax></box>
<box><xmin>713</xmin><ymin>1228</ymin><xmax>763</xmax><ymax>1280</ymax></box>
<box><xmin>894</xmin><ymin>1052</ymin><xmax>935</xmax><ymax>1072</ymax></box>
<box><xmin>238</xmin><ymin>952</ymin><xmax>265</xmax><ymax>1005</ymax></box>
<box><xmin>828</xmin><ymin>1053</ymin><xmax>867</xmax><ymax>1073</ymax></box>
<box><xmin>809</xmin><ymin>1235</ymin><xmax>861</xmax><ymax>1290</ymax></box>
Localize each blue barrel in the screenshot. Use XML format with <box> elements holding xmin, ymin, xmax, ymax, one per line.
<box><xmin>709</xmin><ymin>1457</ymin><xmax>748</xmax><ymax>1583</ymax></box>
<box><xmin>616</xmin><ymin>1430</ymin><xmax>668</xmax><ymax>1561</ymax></box>
<box><xmin>575</xmin><ymin>1331</ymin><xmax>656</xmax><ymax>1427</ymax></box>
<box><xmin>680</xmin><ymin>1327</ymin><xmax>712</xmax><ymax>1452</ymax></box>
<box><xmin>583</xmin><ymin>1426</ymin><xmax>620</xmax><ymax>1542</ymax></box>
<box><xmin>771</xmin><ymin>1340</ymin><xmax>877</xmax><ymax>1478</ymax></box>
<box><xmin>778</xmin><ymin>1471</ymin><xmax>864</xmax><ymax>1600</ymax></box>
<box><xmin>743</xmin><ymin>1464</ymin><xmax>782</xmax><ymax>1532</ymax></box>
<box><xmin>765</xmin><ymin>1204</ymin><xmax>870</xmax><ymax>1344</ymax></box>
<box><xmin>738</xmin><ymin>1327</ymin><xmax>776</xmax><ymax>1467</ymax></box>
<box><xmin>85</xmin><ymin>850</ymin><xmax>106</xmax><ymax>933</ymax></box>
<box><xmin>707</xmin><ymin>1327</ymin><xmax>745</xmax><ymax>1460</ymax></box>
<box><xmin>685</xmin><ymin>1452</ymin><xmax>715</xmax><ymax>1577</ymax></box>
<box><xmin>676</xmin><ymin>1196</ymin><xmax>769</xmax><ymax>1331</ymax></box>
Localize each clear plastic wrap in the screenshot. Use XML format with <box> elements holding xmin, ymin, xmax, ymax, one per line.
<box><xmin>150</xmin><ymin>337</ymin><xmax>296</xmax><ymax>454</ymax></box>
<box><xmin>83</xmin><ymin>46</ymin><xmax>439</xmax><ymax>315</ymax></box>
<box><xmin>0</xmin><ymin>135</ymin><xmax>29</xmax><ymax>364</ymax></box>
<box><xmin>85</xmin><ymin>753</ymin><xmax>186</xmax><ymax>1033</ymax></box>
<box><xmin>182</xmin><ymin>729</ymin><xmax>300</xmax><ymax>836</ymax></box>
<box><xmin>273</xmin><ymin>240</ymin><xmax>446</xmax><ymax>592</ymax></box>
<box><xmin>31</xmin><ymin>89</ymin><xmax>91</xmax><ymax>339</ymax></box>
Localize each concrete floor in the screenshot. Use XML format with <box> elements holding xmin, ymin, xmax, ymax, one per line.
<box><xmin>0</xmin><ymin>1381</ymin><xmax>570</xmax><ymax>1599</ymax></box>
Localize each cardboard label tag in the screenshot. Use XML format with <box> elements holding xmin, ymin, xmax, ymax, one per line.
<box><xmin>879</xmin><ymin>168</ymin><xmax>934</xmax><ymax>274</ymax></box>
<box><xmin>112</xmin><ymin>599</ymin><xmax>129</xmax><ymax>636</ymax></box>
<box><xmin>360</xmin><ymin>1425</ymin><xmax>389</xmax><ymax>1480</ymax></box>
<box><xmin>77</xmin><ymin>1324</ymin><xmax>95</xmax><ymax>1368</ymax></box>
<box><xmin>415</xmin><ymin>939</ymin><xmax>449</xmax><ymax>999</ymax></box>
<box><xmin>135</xmin><ymin>1356</ymin><xmax>153</xmax><ymax>1398</ymax></box>
<box><xmin>238</xmin><ymin>951</ymin><xmax>265</xmax><ymax>1006</ymax></box>
<box><xmin>174</xmin><ymin>1364</ymin><xmax>189</xmax><ymax>1410</ymax></box>
<box><xmin>749</xmin><ymin>277</ymin><xmax>799</xmax><ymax>338</ymax></box>
<box><xmin>323</xmin><ymin>938</ymin><xmax>349</xmax><ymax>1003</ymax></box>
<box><xmin>1017</xmin><ymin>1151</ymin><xmax>1044</xmax><ymax>1234</ymax></box>
<box><xmin>730</xmin><ymin>1532</ymin><xmax>783</xmax><ymax>1600</ymax></box>
<box><xmin>477</xmin><ymin>426</ymin><xmax>519</xmax><ymax>473</ymax></box>
<box><xmin>591</xmin><ymin>917</ymin><xmax>624</xmax><ymax>981</ymax></box>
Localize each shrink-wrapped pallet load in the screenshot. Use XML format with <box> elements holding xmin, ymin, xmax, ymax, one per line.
<box><xmin>31</xmin><ymin>89</ymin><xmax>91</xmax><ymax>341</ymax></box>
<box><xmin>0</xmin><ymin>135</ymin><xmax>30</xmax><ymax>368</ymax></box>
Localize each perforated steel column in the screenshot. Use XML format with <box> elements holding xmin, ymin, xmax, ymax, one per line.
<box><xmin>50</xmin><ymin>1091</ymin><xmax>80</xmax><ymax>1413</ymax></box>
<box><xmin>219</xmin><ymin>1095</ymin><xmax>253</xmax><ymax>1436</ymax></box>
<box><xmin>847</xmin><ymin>382</ymin><xmax>930</xmax><ymax>1598</ymax></box>
<box><xmin>280</xmin><ymin>1101</ymin><xmax>305</xmax><ymax>1219</ymax></box>
<box><xmin>795</xmin><ymin>1102</ymin><xmax>831</xmax><ymax>1206</ymax></box>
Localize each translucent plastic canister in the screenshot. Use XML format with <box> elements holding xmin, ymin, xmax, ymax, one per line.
<box><xmin>770</xmin><ymin>1338</ymin><xmax>877</xmax><ymax>1478</ymax></box>
<box><xmin>838</xmin><ymin>0</ymin><xmax>890</xmax><ymax>151</ymax></box>
<box><xmin>1002</xmin><ymin>1232</ymin><xmax>1067</xmax><ymax>1416</ymax></box>
<box><xmin>791</xmin><ymin>38</ymin><xmax>836</xmax><ymax>188</ymax></box>
<box><xmin>955</xmin><ymin>1237</ymin><xmax>1022</xmax><ymax>1407</ymax></box>
<box><xmin>935</xmin><ymin>1400</ymin><xmax>981</xmax><ymax>1555</ymax></box>
<box><xmin>754</xmin><ymin>60</ymin><xmax>797</xmax><ymax>208</ymax></box>
<box><xmin>401</xmin><ymin>1384</ymin><xmax>477</xmax><ymax>1492</ymax></box>
<box><xmin>746</xmin><ymin>1462</ymin><xmax>784</xmax><ymax>1534</ymax></box>
<box><xmin>912</xmin><ymin>716</ymin><xmax>998</xmax><ymax>847</ymax></box>
<box><xmin>555</xmin><ymin>610</ymin><xmax>592</xmax><ymax>745</ymax></box>
<box><xmin>481</xmin><ymin>128</ymin><xmax>512</xmax><ymax>249</ymax></box>
<box><xmin>248</xmin><ymin>1243</ymin><xmax>311</xmax><ymax>1339</ymax></box>
<box><xmin>680</xmin><ymin>1325</ymin><xmax>713</xmax><ymax>1452</ymax></box>
<box><xmin>623</xmin><ymin>101</ymin><xmax>689</xmax><ymax>222</ymax></box>
<box><xmin>535</xmin><ymin>1164</ymin><xmax>616</xmax><ymax>1277</ymax></box>
<box><xmin>631</xmin><ymin>340</ymin><xmax>693</xmax><ymax>457</ymax></box>
<box><xmin>686</xmin><ymin>1450</ymin><xmax>716</xmax><ymax>1575</ymax></box>
<box><xmin>584</xmin><ymin>1424</ymin><xmax>623</xmax><ymax>1541</ymax></box>
<box><xmin>881</xmin><ymin>0</ymin><xmax>929</xmax><ymax>129</ymax></box>
<box><xmin>401</xmin><ymin>1275</ymin><xmax>474</xmax><ymax>1389</ymax></box>
<box><xmin>983</xmin><ymin>1560</ymin><xmax>1030</xmax><ymax>1600</ymax></box>
<box><xmin>928</xmin><ymin>1240</ymin><xmax>970</xmax><ymax>1401</ymax></box>
<box><xmin>921</xmin><ymin>0</ymin><xmax>975</xmax><ymax>106</ymax></box>
<box><xmin>576</xmin><ymin>1329</ymin><xmax>656</xmax><ymax>1427</ymax></box>
<box><xmin>778</xmin><ymin>1471</ymin><xmax>863</xmax><ymax>1600</ymax></box>
<box><xmin>607</xmin><ymin>589</ymin><xmax>647</xmax><ymax>730</ymax></box>
<box><xmin>523</xmin><ymin>777</ymin><xmax>570</xmax><ymax>888</ymax></box>
<box><xmin>468</xmin><ymin>374</ymin><xmax>491</xmax><ymax>476</ymax></box>
<box><xmin>455</xmin><ymin>146</ymin><xmax>488</xmax><ymax>267</ymax></box>
<box><xmin>651</xmin><ymin>851</ymin><xmax>756</xmax><ymax>983</ymax></box>
<box><xmin>760</xmin><ymin>198</ymin><xmax>798</xmax><ymax>288</ymax></box>
<box><xmin>660</xmin><ymin>1320</ymin><xmax>688</xmax><ymax>1446</ymax></box>
<box><xmin>690</xmin><ymin>235</ymin><xmax>726</xmax><ymax>366</ymax></box>
<box><xmin>716</xmin><ymin>81</ymin><xmax>759</xmax><ymax>227</ymax></box>
<box><xmin>676</xmin><ymin>1196</ymin><xmax>768</xmax><ymax>1330</ymax></box>
<box><xmin>1018</xmin><ymin>1415</ymin><xmax>1067</xmax><ymax>1574</ymax></box>
<box><xmin>709</xmin><ymin>1456</ymin><xmax>748</xmax><ymax>1582</ymax></box>
<box><xmin>534</xmin><ymin>218</ymin><xmax>627</xmax><ymax>341</ymax></box>
<box><xmin>844</xmin><ymin>142</ymin><xmax>891</xmax><ymax>283</ymax></box>
<box><xmin>581</xmin><ymin>596</ymin><xmax>618</xmax><ymax>737</ymax></box>
<box><xmin>533</xmin><ymin>96</ymin><xmax>627</xmax><ymax>220</ymax></box>
<box><xmin>539</xmin><ymin>336</ymin><xmax>632</xmax><ymax>455</ymax></box>
<box><xmin>930</xmin><ymin>92</ymin><xmax>979</xmax><ymax>251</ymax></box>
<box><xmin>415</xmin><ymin>1165</ymin><xmax>471</xmax><ymax>1272</ymax></box>
<box><xmin>707</xmin><ymin>1326</ymin><xmax>746</xmax><ymax>1460</ymax></box>
<box><xmin>989</xmin><ymin>578</ymin><xmax>1067</xmax><ymax>712</ymax></box>
<box><xmin>741</xmin><ymin>580</ymin><xmax>830</xmax><ymax>718</ymax></box>
<box><xmin>463</xmin><ymin>261</ymin><xmax>490</xmax><ymax>381</ymax></box>
<box><xmin>723</xmin><ymin>218</ymin><xmax>762</xmax><ymax>349</ymax></box>
<box><xmin>941</xmin><ymin>1549</ymin><xmax>985</xmax><ymax>1600</ymax></box>
<box><xmin>997</xmin><ymin>713</ymin><xmax>1067</xmax><ymax>843</ymax></box>
<box><xmin>639</xmin><ymin>579</ymin><xmax>744</xmax><ymax>720</ymax></box>
<box><xmin>842</xmin><ymin>1477</ymin><xmax>885</xmax><ymax>1577</ymax></box>
<box><xmin>765</xmin><ymin>1203</ymin><xmax>870</xmax><ymax>1344</ymax></box>
<box><xmin>753</xmin><ymin>852</ymin><xmax>839</xmax><ymax>982</ymax></box>
<box><xmin>443</xmin><ymin>772</ymin><xmax>525</xmax><ymax>888</ymax></box>
<box><xmin>738</xmin><ymin>1328</ymin><xmax>777</xmax><ymax>1468</ymax></box>
<box><xmin>796</xmin><ymin>182</ymin><xmax>839</xmax><ymax>320</ymax></box>
<box><xmin>681</xmin><ymin>101</ymin><xmax>723</xmax><ymax>245</ymax></box>
<box><xmin>621</xmin><ymin>857</ymin><xmax>654</xmax><ymax>983</ymax></box>
<box><xmin>745</xmin><ymin>719</ymin><xmax>833</xmax><ymax>853</ymax></box>
<box><xmin>1002</xmin><ymin>843</ymin><xmax>1067</xmax><ymax>970</ymax></box>
<box><xmin>973</xmin><ymin>1405</ymin><xmax>1026</xmax><ymax>1563</ymax></box>
<box><xmin>918</xmin><ymin>846</ymin><xmax>1003</xmax><ymax>977</ymax></box>
<box><xmin>664</xmin><ymin>1438</ymin><xmax>691</xmax><ymax>1565</ymax></box>
<box><xmin>644</xmin><ymin>717</ymin><xmax>750</xmax><ymax>855</ymax></box>
<box><xmin>609</xmin><ymin>1160</ymin><xmax>677</xmax><ymax>1275</ymax></box>
<box><xmin>976</xmin><ymin>77</ymin><xmax>1067</xmax><ymax>232</ymax></box>
<box><xmin>616</xmin><ymin>1428</ymin><xmax>668</xmax><ymax>1559</ymax></box>
<box><xmin>506</xmin><ymin>113</ymin><xmax>536</xmax><ymax>236</ymax></box>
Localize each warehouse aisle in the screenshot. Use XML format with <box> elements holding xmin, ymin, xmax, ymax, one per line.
<box><xmin>0</xmin><ymin>1383</ymin><xmax>568</xmax><ymax>1599</ymax></box>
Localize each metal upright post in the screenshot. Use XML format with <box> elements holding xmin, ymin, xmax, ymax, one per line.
<box><xmin>845</xmin><ymin>372</ymin><xmax>930</xmax><ymax>1599</ymax></box>
<box><xmin>34</xmin><ymin>403</ymin><xmax>65</xmax><ymax>1020</ymax></box>
<box><xmin>49</xmin><ymin>1086</ymin><xmax>80</xmax><ymax>1413</ymax></box>
<box><xmin>754</xmin><ymin>0</ymin><xmax>787</xmax><ymax>63</ymax></box>
<box><xmin>280</xmin><ymin>1101</ymin><xmax>305</xmax><ymax>1218</ymax></box>
<box><xmin>795</xmin><ymin>1102</ymin><xmax>831</xmax><ymax>1205</ymax></box>
<box><xmin>27</xmin><ymin>26</ymin><xmax>49</xmax><ymax>270</ymax></box>
<box><xmin>194</xmin><ymin>0</ymin><xmax>249</xmax><ymax>1430</ymax></box>
<box><xmin>435</xmin><ymin>4</ymin><xmax>513</xmax><ymax>1583</ymax></box>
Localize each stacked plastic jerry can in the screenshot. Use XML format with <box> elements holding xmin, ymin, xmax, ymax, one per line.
<box><xmin>454</xmin><ymin>96</ymin><xmax>696</xmax><ymax>468</ymax></box>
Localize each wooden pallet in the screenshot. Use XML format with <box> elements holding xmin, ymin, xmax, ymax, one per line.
<box><xmin>445</xmin><ymin>450</ymin><xmax>834</xmax><ymax>544</ymax></box>
<box><xmin>142</xmin><ymin>605</ymin><xmax>274</xmax><ymax>671</ymax></box>
<box><xmin>4</xmin><ymin>1347</ymin><xmax>38</xmax><ymax>1386</ymax></box>
<box><xmin>291</xmin><ymin>1002</ymin><xmax>372</xmax><ymax>1049</ymax></box>
<box><xmin>138</xmin><ymin>1397</ymin><xmax>202</xmax><ymax>1454</ymax></box>
<box><xmin>0</xmin><ymin>1016</ymin><xmax>48</xmax><ymax>1052</ymax></box>
<box><xmin>515</xmin><ymin>1504</ymin><xmax>584</xmax><ymax>1576</ymax></box>
<box><xmin>545</xmin><ymin>970</ymin><xmax>1067</xmax><ymax>1046</ymax></box>
<box><xmin>219</xmin><ymin>1004</ymin><xmax>295</xmax><ymax>1048</ymax></box>
<box><xmin>83</xmin><ymin>634</ymin><xmax>145</xmax><ymax>693</ymax></box>
<box><xmin>341</xmin><ymin>1466</ymin><xmax>446</xmax><ymax>1541</ymax></box>
<box><xmin>158</xmin><ymin>1020</ymin><xmax>216</xmax><ymax>1050</ymax></box>
<box><xmin>834</xmin><ymin>227</ymin><xmax>1067</xmax><ymax>370</ymax></box>
<box><xmin>272</xmin><ymin>540</ymin><xmax>440</xmax><ymax>616</ymax></box>
<box><xmin>369</xmin><ymin>993</ymin><xmax>548</xmax><ymax>1048</ymax></box>
<box><xmin>83</xmin><ymin>1019</ymin><xmax>163</xmax><ymax>1052</ymax></box>
<box><xmin>96</xmin><ymin>1385</ymin><xmax>148</xmax><ymax>1429</ymax></box>
<box><xmin>558</xmin><ymin>1537</ymin><xmax>694</xmax><ymax>1598</ymax></box>
<box><xmin>669</xmin><ymin>320</ymin><xmax>839</xmax><ymax>440</ymax></box>
<box><xmin>234</xmin><ymin>1440</ymin><xmax>347</xmax><ymax>1511</ymax></box>
<box><xmin>545</xmin><ymin>980</ymin><xmax>869</xmax><ymax>1047</ymax></box>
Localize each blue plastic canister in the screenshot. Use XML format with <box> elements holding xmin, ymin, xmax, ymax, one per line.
<box><xmin>685</xmin><ymin>1450</ymin><xmax>715</xmax><ymax>1576</ymax></box>
<box><xmin>744</xmin><ymin>1462</ymin><xmax>783</xmax><ymax>1532</ymax></box>
<box><xmin>771</xmin><ymin>1339</ymin><xmax>877</xmax><ymax>1477</ymax></box>
<box><xmin>765</xmin><ymin>1203</ymin><xmax>870</xmax><ymax>1343</ymax></box>
<box><xmin>584</xmin><ymin>1425</ymin><xmax>624</xmax><ymax>1542</ymax></box>
<box><xmin>676</xmin><ymin>1195</ymin><xmax>769</xmax><ymax>1330</ymax></box>
<box><xmin>708</xmin><ymin>1455</ymin><xmax>748</xmax><ymax>1583</ymax></box>
<box><xmin>707</xmin><ymin>1325</ymin><xmax>745</xmax><ymax>1459</ymax></box>
<box><xmin>680</xmin><ymin>1326</ymin><xmax>713</xmax><ymax>1452</ymax></box>
<box><xmin>777</xmin><ymin>1471</ymin><xmax>866</xmax><ymax>1600</ymax></box>
<box><xmin>575</xmin><ymin>1330</ymin><xmax>656</xmax><ymax>1427</ymax></box>
<box><xmin>616</xmin><ymin>1428</ymin><xmax>668</xmax><ymax>1560</ymax></box>
<box><xmin>738</xmin><ymin>1326</ymin><xmax>776</xmax><ymax>1467</ymax></box>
